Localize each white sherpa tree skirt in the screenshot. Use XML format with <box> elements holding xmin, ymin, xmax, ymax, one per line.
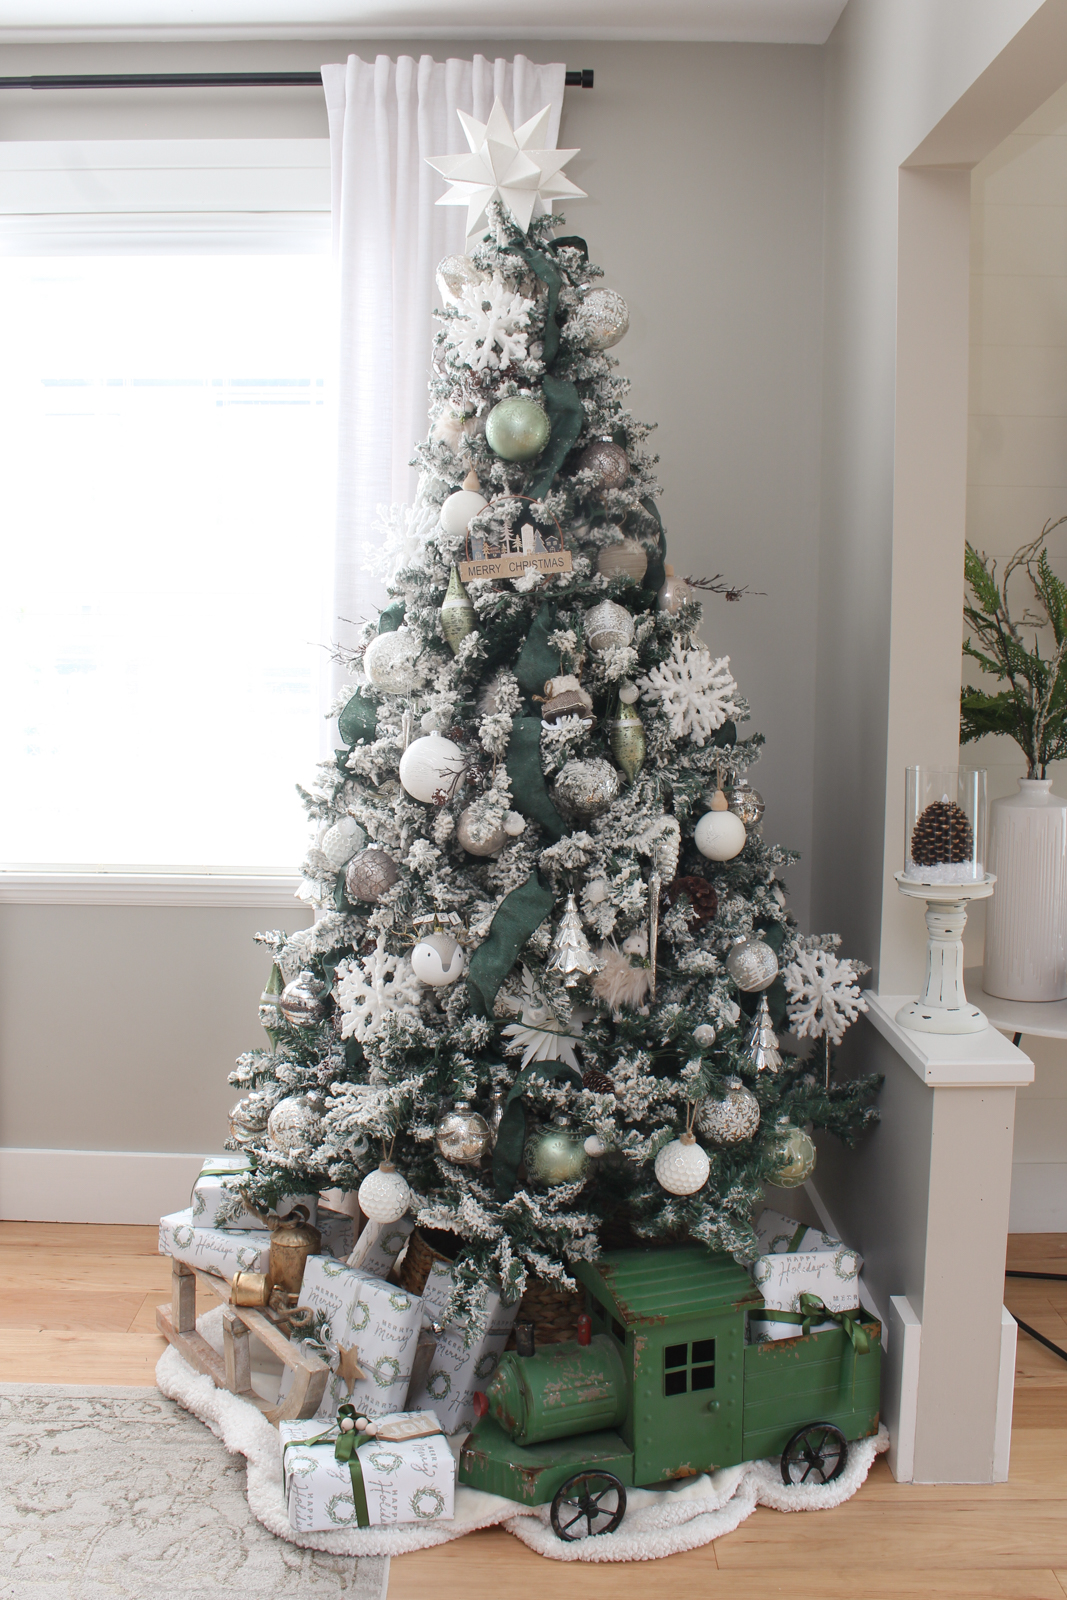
<box><xmin>156</xmin><ymin>1307</ymin><xmax>889</xmax><ymax>1564</ymax></box>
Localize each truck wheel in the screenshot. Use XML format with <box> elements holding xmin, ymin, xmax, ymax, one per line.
<box><xmin>550</xmin><ymin>1471</ymin><xmax>627</xmax><ymax>1540</ymax></box>
<box><xmin>780</xmin><ymin>1421</ymin><xmax>848</xmax><ymax>1486</ymax></box>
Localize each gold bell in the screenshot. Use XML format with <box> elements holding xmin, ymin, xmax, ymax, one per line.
<box><xmin>267</xmin><ymin>1205</ymin><xmax>322</xmax><ymax>1300</ymax></box>
<box><xmin>231</xmin><ymin>1270</ymin><xmax>271</xmax><ymax>1307</ymax></box>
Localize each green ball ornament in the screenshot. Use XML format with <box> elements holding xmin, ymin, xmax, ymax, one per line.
<box><xmin>485</xmin><ymin>397</ymin><xmax>551</xmax><ymax>462</ymax></box>
<box><xmin>524</xmin><ymin>1123</ymin><xmax>591</xmax><ymax>1187</ymax></box>
<box><xmin>771</xmin><ymin>1121</ymin><xmax>817</xmax><ymax>1188</ymax></box>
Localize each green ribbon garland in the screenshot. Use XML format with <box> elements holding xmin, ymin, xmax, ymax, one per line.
<box><xmin>377</xmin><ymin>599</ymin><xmax>405</xmax><ymax>634</ymax></box>
<box><xmin>525</xmin><ymin>375</ymin><xmax>584</xmax><ymax>504</ymax></box>
<box><xmin>637</xmin><ymin>495</ymin><xmax>668</xmax><ymax>595</ymax></box>
<box><xmin>505</xmin><ymin>717</ymin><xmax>567</xmax><ymax>842</ymax></box>
<box><xmin>338</xmin><ymin>691</ymin><xmax>377</xmax><ymax>747</ymax></box>
<box><xmin>513</xmin><ymin>602</ymin><xmax>560</xmax><ymax>697</ymax></box>
<box><xmin>467</xmin><ymin>869</ymin><xmax>555</xmax><ymax>1017</ymax></box>
<box><xmin>492</xmin><ymin>1058</ymin><xmax>584</xmax><ymax>1199</ymax></box>
<box><xmin>760</xmin><ymin>1294</ymin><xmax>870</xmax><ymax>1355</ymax></box>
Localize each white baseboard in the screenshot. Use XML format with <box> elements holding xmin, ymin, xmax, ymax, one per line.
<box><xmin>994</xmin><ymin>1306</ymin><xmax>1017</xmax><ymax>1483</ymax></box>
<box><xmin>886</xmin><ymin>1295</ymin><xmax>922</xmax><ymax>1483</ymax></box>
<box><xmin>0</xmin><ymin>1148</ymin><xmax>205</xmax><ymax>1224</ymax></box>
<box><xmin>1009</xmin><ymin>1163</ymin><xmax>1067</xmax><ymax>1231</ymax></box>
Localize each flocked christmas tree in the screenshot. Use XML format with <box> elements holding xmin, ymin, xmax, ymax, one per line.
<box><xmin>227</xmin><ymin>102</ymin><xmax>879</xmax><ymax>1333</ymax></box>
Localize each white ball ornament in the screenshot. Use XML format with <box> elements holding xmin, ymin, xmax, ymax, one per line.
<box><xmin>725</xmin><ymin>937</ymin><xmax>779</xmax><ymax>992</ymax></box>
<box><xmin>362</xmin><ymin>630</ymin><xmax>425</xmax><ymax>693</ymax></box>
<box><xmin>411</xmin><ymin>931</ymin><xmax>466</xmax><ymax>987</ymax></box>
<box><xmin>693</xmin><ymin>1023</ymin><xmax>717</xmax><ymax>1047</ymax></box>
<box><xmin>319</xmin><ymin>816</ymin><xmax>366</xmax><ymax>871</ymax></box>
<box><xmin>440</xmin><ymin>487</ymin><xmax>488</xmax><ymax>538</ymax></box>
<box><xmin>398</xmin><ymin>733</ymin><xmax>467</xmax><ymax>804</ymax></box>
<box><xmin>694</xmin><ymin>793</ymin><xmax>747</xmax><ymax>862</ymax></box>
<box><xmin>654</xmin><ymin>1132</ymin><xmax>711</xmax><ymax>1196</ymax></box>
<box><xmin>575</xmin><ymin>288</ymin><xmax>629</xmax><ymax>350</ymax></box>
<box><xmin>357</xmin><ymin>1161</ymin><xmax>412</xmax><ymax>1223</ymax></box>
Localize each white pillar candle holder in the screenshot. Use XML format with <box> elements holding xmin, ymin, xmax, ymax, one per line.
<box><xmin>895</xmin><ymin>874</ymin><xmax>996</xmax><ymax>1033</ymax></box>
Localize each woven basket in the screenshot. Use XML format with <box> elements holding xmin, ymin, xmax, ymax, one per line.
<box><xmin>397</xmin><ymin>1226</ymin><xmax>456</xmax><ymax>1296</ymax></box>
<box><xmin>507</xmin><ymin>1275</ymin><xmax>584</xmax><ymax>1348</ymax></box>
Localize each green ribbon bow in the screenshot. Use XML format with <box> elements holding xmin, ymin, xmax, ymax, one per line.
<box><xmin>281</xmin><ymin>1405</ymin><xmax>372</xmax><ymax>1528</ymax></box>
<box><xmin>333</xmin><ymin>1403</ymin><xmax>361</xmax><ymax>1462</ymax></box>
<box><xmin>790</xmin><ymin>1293</ymin><xmax>871</xmax><ymax>1354</ymax></box>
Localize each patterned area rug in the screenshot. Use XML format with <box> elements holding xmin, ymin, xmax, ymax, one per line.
<box><xmin>0</xmin><ymin>1384</ymin><xmax>388</xmax><ymax>1600</ymax></box>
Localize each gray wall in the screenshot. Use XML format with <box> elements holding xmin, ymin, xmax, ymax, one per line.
<box><xmin>0</xmin><ymin>38</ymin><xmax>828</xmax><ymax>1160</ymax></box>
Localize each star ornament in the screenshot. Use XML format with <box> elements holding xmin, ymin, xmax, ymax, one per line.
<box><xmin>427</xmin><ymin>99</ymin><xmax>586</xmax><ymax>236</ymax></box>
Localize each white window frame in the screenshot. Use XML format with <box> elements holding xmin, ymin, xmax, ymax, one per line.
<box><xmin>0</xmin><ymin>138</ymin><xmax>331</xmax><ymax>907</ymax></box>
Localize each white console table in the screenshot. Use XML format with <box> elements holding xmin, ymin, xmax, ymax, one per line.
<box><xmin>964</xmin><ymin>968</ymin><xmax>1067</xmax><ymax>1043</ymax></box>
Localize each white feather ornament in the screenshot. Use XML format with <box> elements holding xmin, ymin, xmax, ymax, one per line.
<box><xmin>592</xmin><ymin>945</ymin><xmax>652</xmax><ymax>1015</ymax></box>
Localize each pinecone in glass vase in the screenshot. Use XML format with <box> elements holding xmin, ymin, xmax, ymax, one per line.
<box><xmin>910</xmin><ymin>799</ymin><xmax>973</xmax><ymax>866</ymax></box>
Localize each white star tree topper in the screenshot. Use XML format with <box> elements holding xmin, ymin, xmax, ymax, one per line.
<box><xmin>427</xmin><ymin>99</ymin><xmax>586</xmax><ymax>236</ymax></box>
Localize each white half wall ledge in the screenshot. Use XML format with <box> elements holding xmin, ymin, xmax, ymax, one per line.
<box><xmin>0</xmin><ymin>872</ymin><xmax>304</xmax><ymax>907</ymax></box>
<box><xmin>864</xmin><ymin>992</ymin><xmax>1034</xmax><ymax>1088</ymax></box>
<box><xmin>0</xmin><ymin>1149</ymin><xmax>207</xmax><ymax>1224</ymax></box>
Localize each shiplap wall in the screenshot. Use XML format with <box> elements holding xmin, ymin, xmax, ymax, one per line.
<box><xmin>967</xmin><ymin>82</ymin><xmax>1067</xmax><ymax>1230</ymax></box>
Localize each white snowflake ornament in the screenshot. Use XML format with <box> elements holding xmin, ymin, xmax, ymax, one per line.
<box><xmin>335</xmin><ymin>937</ymin><xmax>423</xmax><ymax>1044</ymax></box>
<box><xmin>784</xmin><ymin>946</ymin><xmax>869</xmax><ymax>1043</ymax></box>
<box><xmin>637</xmin><ymin>643</ymin><xmax>740</xmax><ymax>746</ymax></box>
<box><xmin>445</xmin><ymin>276</ymin><xmax>534</xmax><ymax>373</ymax></box>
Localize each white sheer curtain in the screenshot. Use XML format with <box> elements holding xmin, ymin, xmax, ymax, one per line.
<box><xmin>320</xmin><ymin>53</ymin><xmax>567</xmax><ymax>681</ymax></box>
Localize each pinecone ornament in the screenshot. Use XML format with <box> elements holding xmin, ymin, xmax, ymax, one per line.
<box><xmin>665</xmin><ymin>875</ymin><xmax>718</xmax><ymax>927</ymax></box>
<box><xmin>910</xmin><ymin>799</ymin><xmax>973</xmax><ymax>866</ymax></box>
<box><xmin>582</xmin><ymin>1068</ymin><xmax>616</xmax><ymax>1096</ymax></box>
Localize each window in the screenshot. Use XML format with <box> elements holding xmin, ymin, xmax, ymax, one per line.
<box><xmin>663</xmin><ymin>1338</ymin><xmax>716</xmax><ymax>1396</ymax></box>
<box><xmin>0</xmin><ymin>141</ymin><xmax>334</xmax><ymax>879</ymax></box>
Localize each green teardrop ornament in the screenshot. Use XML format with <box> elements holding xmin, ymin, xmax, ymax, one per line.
<box><xmin>440</xmin><ymin>565</ymin><xmax>476</xmax><ymax>653</ymax></box>
<box><xmin>610</xmin><ymin>700</ymin><xmax>646</xmax><ymax>781</ymax></box>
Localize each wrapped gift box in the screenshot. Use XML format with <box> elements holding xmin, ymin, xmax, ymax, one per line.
<box><xmin>282</xmin><ymin>1256</ymin><xmax>423</xmax><ymax>1419</ymax></box>
<box><xmin>749</xmin><ymin>1207</ymin><xmax>861</xmax><ymax>1314</ymax></box>
<box><xmin>406</xmin><ymin>1260</ymin><xmax>520</xmax><ymax>1433</ymax></box>
<box><xmin>347</xmin><ymin>1216</ymin><xmax>414</xmax><ymax>1279</ymax></box>
<box><xmin>280</xmin><ymin>1412</ymin><xmax>454</xmax><ymax>1532</ymax></box>
<box><xmin>748</xmin><ymin>1309</ymin><xmax>837</xmax><ymax>1343</ymax></box>
<box><xmin>159</xmin><ymin>1207</ymin><xmax>354</xmax><ymax>1283</ymax></box>
<box><xmin>190</xmin><ymin>1154</ymin><xmax>317</xmax><ymax>1233</ymax></box>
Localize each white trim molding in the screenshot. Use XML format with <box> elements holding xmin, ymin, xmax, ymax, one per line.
<box><xmin>0</xmin><ymin>1148</ymin><xmax>206</xmax><ymax>1225</ymax></box>
<box><xmin>0</xmin><ymin>872</ymin><xmax>304</xmax><ymax>907</ymax></box>
<box><xmin>864</xmin><ymin>991</ymin><xmax>1034</xmax><ymax>1087</ymax></box>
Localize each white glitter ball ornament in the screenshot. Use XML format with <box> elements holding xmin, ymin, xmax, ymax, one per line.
<box><xmin>363</xmin><ymin>630</ymin><xmax>425</xmax><ymax>693</ymax></box>
<box><xmin>654</xmin><ymin>1133</ymin><xmax>710</xmax><ymax>1196</ymax></box>
<box><xmin>320</xmin><ymin>816</ymin><xmax>366</xmax><ymax>871</ymax></box>
<box><xmin>726</xmin><ymin>938</ymin><xmax>779</xmax><ymax>992</ymax></box>
<box><xmin>695</xmin><ymin>1079</ymin><xmax>760</xmax><ymax>1144</ymax></box>
<box><xmin>398</xmin><ymin>733</ymin><xmax>467</xmax><ymax>804</ymax></box>
<box><xmin>357</xmin><ymin>1161</ymin><xmax>412</xmax><ymax>1223</ymax></box>
<box><xmin>411</xmin><ymin>931</ymin><xmax>466</xmax><ymax>987</ymax></box>
<box><xmin>574</xmin><ymin>288</ymin><xmax>629</xmax><ymax>350</ymax></box>
<box><xmin>694</xmin><ymin>804</ymin><xmax>747</xmax><ymax>862</ymax></box>
<box><xmin>440</xmin><ymin>486</ymin><xmax>488</xmax><ymax>538</ymax></box>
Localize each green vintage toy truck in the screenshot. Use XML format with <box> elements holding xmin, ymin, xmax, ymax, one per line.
<box><xmin>459</xmin><ymin>1244</ymin><xmax>881</xmax><ymax>1540</ymax></box>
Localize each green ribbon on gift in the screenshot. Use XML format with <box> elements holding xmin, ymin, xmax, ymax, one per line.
<box><xmin>333</xmin><ymin>1403</ymin><xmax>361</xmax><ymax>1462</ymax></box>
<box><xmin>281</xmin><ymin>1407</ymin><xmax>372</xmax><ymax>1529</ymax></box>
<box><xmin>467</xmin><ymin>868</ymin><xmax>555</xmax><ymax>1016</ymax></box>
<box><xmin>492</xmin><ymin>1057</ymin><xmax>585</xmax><ymax>1199</ymax></box>
<box><xmin>761</xmin><ymin>1294</ymin><xmax>870</xmax><ymax>1354</ymax></box>
<box><xmin>505</xmin><ymin>717</ymin><xmax>567</xmax><ymax>842</ymax></box>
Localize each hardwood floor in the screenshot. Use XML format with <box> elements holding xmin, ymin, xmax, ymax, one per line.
<box><xmin>3</xmin><ymin>1221</ymin><xmax>1067</xmax><ymax>1599</ymax></box>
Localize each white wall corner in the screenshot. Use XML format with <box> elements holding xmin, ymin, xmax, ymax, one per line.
<box><xmin>0</xmin><ymin>1148</ymin><xmax>205</xmax><ymax>1224</ymax></box>
<box><xmin>886</xmin><ymin>1295</ymin><xmax>922</xmax><ymax>1483</ymax></box>
<box><xmin>994</xmin><ymin>1305</ymin><xmax>1017</xmax><ymax>1483</ymax></box>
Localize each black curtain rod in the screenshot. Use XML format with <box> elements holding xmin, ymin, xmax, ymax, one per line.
<box><xmin>0</xmin><ymin>68</ymin><xmax>593</xmax><ymax>91</ymax></box>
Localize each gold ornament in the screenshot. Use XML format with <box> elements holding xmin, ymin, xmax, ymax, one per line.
<box><xmin>266</xmin><ymin>1207</ymin><xmax>322</xmax><ymax>1299</ymax></box>
<box><xmin>440</xmin><ymin>564</ymin><xmax>476</xmax><ymax>652</ymax></box>
<box><xmin>609</xmin><ymin>700</ymin><xmax>646</xmax><ymax>781</ymax></box>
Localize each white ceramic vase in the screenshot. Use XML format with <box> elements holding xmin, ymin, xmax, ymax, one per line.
<box><xmin>983</xmin><ymin>778</ymin><xmax>1067</xmax><ymax>1001</ymax></box>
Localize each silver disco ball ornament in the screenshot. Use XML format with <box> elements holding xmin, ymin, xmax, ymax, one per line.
<box><xmin>279</xmin><ymin>970</ymin><xmax>329</xmax><ymax>1026</ymax></box>
<box><xmin>552</xmin><ymin>758</ymin><xmax>621</xmax><ymax>821</ymax></box>
<box><xmin>267</xmin><ymin>1093</ymin><xmax>325</xmax><ymax>1156</ymax></box>
<box><xmin>695</xmin><ymin>1078</ymin><xmax>761</xmax><ymax>1145</ymax></box>
<box><xmin>434</xmin><ymin>1101</ymin><xmax>491</xmax><ymax>1166</ymax></box>
<box><xmin>578</xmin><ymin>439</ymin><xmax>629</xmax><ymax>490</ymax></box>
<box><xmin>573</xmin><ymin>288</ymin><xmax>629</xmax><ymax>350</ymax></box>
<box><xmin>524</xmin><ymin>1122</ymin><xmax>591</xmax><ymax>1188</ymax></box>
<box><xmin>725</xmin><ymin>938</ymin><xmax>779</xmax><ymax>992</ymax></box>
<box><xmin>228</xmin><ymin>1088</ymin><xmax>274</xmax><ymax>1146</ymax></box>
<box><xmin>584</xmin><ymin>598</ymin><xmax>635</xmax><ymax>654</ymax></box>
<box><xmin>344</xmin><ymin>847</ymin><xmax>399</xmax><ymax>904</ymax></box>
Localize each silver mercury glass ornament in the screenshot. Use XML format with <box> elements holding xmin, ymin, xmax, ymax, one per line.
<box><xmin>279</xmin><ymin>970</ymin><xmax>329</xmax><ymax>1026</ymax></box>
<box><xmin>229</xmin><ymin>1088</ymin><xmax>274</xmax><ymax>1145</ymax></box>
<box><xmin>546</xmin><ymin>893</ymin><xmax>602</xmax><ymax>987</ymax></box>
<box><xmin>434</xmin><ymin>1100</ymin><xmax>491</xmax><ymax>1165</ymax></box>
<box><xmin>728</xmin><ymin>776</ymin><xmax>766</xmax><ymax>829</ymax></box>
<box><xmin>345</xmin><ymin>847</ymin><xmax>399</xmax><ymax>904</ymax></box>
<box><xmin>553</xmin><ymin>758</ymin><xmax>621</xmax><ymax>821</ymax></box>
<box><xmin>695</xmin><ymin>1077</ymin><xmax>761</xmax><ymax>1144</ymax></box>
<box><xmin>747</xmin><ymin>995</ymin><xmax>782</xmax><ymax>1073</ymax></box>
<box><xmin>725</xmin><ymin>937</ymin><xmax>779</xmax><ymax>992</ymax></box>
<box><xmin>573</xmin><ymin>287</ymin><xmax>629</xmax><ymax>350</ymax></box>
<box><xmin>578</xmin><ymin>439</ymin><xmax>629</xmax><ymax>490</ymax></box>
<box><xmin>656</xmin><ymin>563</ymin><xmax>690</xmax><ymax>615</ymax></box>
<box><xmin>485</xmin><ymin>1088</ymin><xmax>507</xmax><ymax>1146</ymax></box>
<box><xmin>584</xmin><ymin>598</ymin><xmax>635</xmax><ymax>654</ymax></box>
<box><xmin>267</xmin><ymin>1092</ymin><xmax>326</xmax><ymax>1156</ymax></box>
